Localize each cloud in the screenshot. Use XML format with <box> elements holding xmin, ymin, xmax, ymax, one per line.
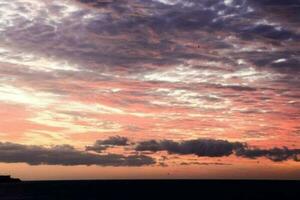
<box><xmin>180</xmin><ymin>162</ymin><xmax>232</xmax><ymax>166</ymax></box>
<box><xmin>136</xmin><ymin>138</ymin><xmax>300</xmax><ymax>162</ymax></box>
<box><xmin>96</xmin><ymin>136</ymin><xmax>129</xmax><ymax>146</ymax></box>
<box><xmin>0</xmin><ymin>141</ymin><xmax>155</xmax><ymax>166</ymax></box>
<box><xmin>0</xmin><ymin>137</ymin><xmax>299</xmax><ymax>167</ymax></box>
<box><xmin>214</xmin><ymin>84</ymin><xmax>257</xmax><ymax>92</ymax></box>
<box><xmin>86</xmin><ymin>136</ymin><xmax>129</xmax><ymax>152</ymax></box>
<box><xmin>135</xmin><ymin>139</ymin><xmax>245</xmax><ymax>157</ymax></box>
<box><xmin>236</xmin><ymin>147</ymin><xmax>300</xmax><ymax>162</ymax></box>
<box><xmin>251</xmin><ymin>0</ymin><xmax>300</xmax><ymax>5</ymax></box>
<box><xmin>1</xmin><ymin>0</ymin><xmax>298</xmax><ymax>77</ymax></box>
<box><xmin>0</xmin><ymin>0</ymin><xmax>299</xmax><ymax>163</ymax></box>
<box><xmin>1</xmin><ymin>0</ymin><xmax>299</xmax><ymax>85</ymax></box>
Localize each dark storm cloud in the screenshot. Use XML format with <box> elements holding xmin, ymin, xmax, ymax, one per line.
<box><xmin>135</xmin><ymin>138</ymin><xmax>300</xmax><ymax>162</ymax></box>
<box><xmin>86</xmin><ymin>136</ymin><xmax>129</xmax><ymax>153</ymax></box>
<box><xmin>0</xmin><ymin>142</ymin><xmax>155</xmax><ymax>166</ymax></box>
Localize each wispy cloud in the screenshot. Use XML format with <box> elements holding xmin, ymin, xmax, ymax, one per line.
<box><xmin>0</xmin><ymin>0</ymin><xmax>299</xmax><ymax>174</ymax></box>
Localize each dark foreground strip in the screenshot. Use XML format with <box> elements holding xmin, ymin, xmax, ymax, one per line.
<box><xmin>0</xmin><ymin>180</ymin><xmax>299</xmax><ymax>200</ymax></box>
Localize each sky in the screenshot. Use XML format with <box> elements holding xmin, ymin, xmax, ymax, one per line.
<box><xmin>0</xmin><ymin>0</ymin><xmax>299</xmax><ymax>180</ymax></box>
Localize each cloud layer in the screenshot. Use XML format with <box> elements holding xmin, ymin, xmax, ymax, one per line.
<box><xmin>0</xmin><ymin>0</ymin><xmax>299</xmax><ymax>172</ymax></box>
<box><xmin>136</xmin><ymin>139</ymin><xmax>244</xmax><ymax>157</ymax></box>
<box><xmin>136</xmin><ymin>138</ymin><xmax>300</xmax><ymax>162</ymax></box>
<box><xmin>0</xmin><ymin>141</ymin><xmax>155</xmax><ymax>166</ymax></box>
<box><xmin>0</xmin><ymin>137</ymin><xmax>299</xmax><ymax>167</ymax></box>
<box><xmin>86</xmin><ymin>136</ymin><xmax>129</xmax><ymax>152</ymax></box>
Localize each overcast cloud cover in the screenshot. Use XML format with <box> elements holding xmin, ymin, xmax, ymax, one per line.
<box><xmin>0</xmin><ymin>0</ymin><xmax>299</xmax><ymax>170</ymax></box>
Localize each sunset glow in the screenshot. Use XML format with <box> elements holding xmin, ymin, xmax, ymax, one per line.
<box><xmin>0</xmin><ymin>0</ymin><xmax>299</xmax><ymax>180</ymax></box>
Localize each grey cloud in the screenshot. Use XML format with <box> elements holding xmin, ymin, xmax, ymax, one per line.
<box><xmin>180</xmin><ymin>162</ymin><xmax>232</xmax><ymax>166</ymax></box>
<box><xmin>251</xmin><ymin>0</ymin><xmax>300</xmax><ymax>5</ymax></box>
<box><xmin>94</xmin><ymin>136</ymin><xmax>129</xmax><ymax>146</ymax></box>
<box><xmin>0</xmin><ymin>142</ymin><xmax>155</xmax><ymax>166</ymax></box>
<box><xmin>86</xmin><ymin>136</ymin><xmax>129</xmax><ymax>153</ymax></box>
<box><xmin>2</xmin><ymin>0</ymin><xmax>300</xmax><ymax>77</ymax></box>
<box><xmin>236</xmin><ymin>147</ymin><xmax>300</xmax><ymax>162</ymax></box>
<box><xmin>214</xmin><ymin>84</ymin><xmax>257</xmax><ymax>92</ymax></box>
<box><xmin>135</xmin><ymin>138</ymin><xmax>300</xmax><ymax>162</ymax></box>
<box><xmin>135</xmin><ymin>139</ymin><xmax>245</xmax><ymax>157</ymax></box>
<box><xmin>244</xmin><ymin>51</ymin><xmax>300</xmax><ymax>73</ymax></box>
<box><xmin>75</xmin><ymin>0</ymin><xmax>299</xmax><ymax>74</ymax></box>
<box><xmin>271</xmin><ymin>58</ymin><xmax>300</xmax><ymax>73</ymax></box>
<box><xmin>250</xmin><ymin>0</ymin><xmax>300</xmax><ymax>23</ymax></box>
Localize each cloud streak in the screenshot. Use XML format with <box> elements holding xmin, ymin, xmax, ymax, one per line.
<box><xmin>0</xmin><ymin>141</ymin><xmax>155</xmax><ymax>166</ymax></box>
<box><xmin>136</xmin><ymin>138</ymin><xmax>300</xmax><ymax>162</ymax></box>
<box><xmin>0</xmin><ymin>136</ymin><xmax>299</xmax><ymax>169</ymax></box>
<box><xmin>86</xmin><ymin>136</ymin><xmax>129</xmax><ymax>152</ymax></box>
<box><xmin>136</xmin><ymin>139</ymin><xmax>244</xmax><ymax>157</ymax></box>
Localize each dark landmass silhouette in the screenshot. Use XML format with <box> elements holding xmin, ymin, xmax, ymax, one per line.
<box><xmin>0</xmin><ymin>175</ymin><xmax>21</xmax><ymax>183</ymax></box>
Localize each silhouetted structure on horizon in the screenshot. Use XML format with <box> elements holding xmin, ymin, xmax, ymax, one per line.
<box><xmin>0</xmin><ymin>175</ymin><xmax>21</xmax><ymax>183</ymax></box>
